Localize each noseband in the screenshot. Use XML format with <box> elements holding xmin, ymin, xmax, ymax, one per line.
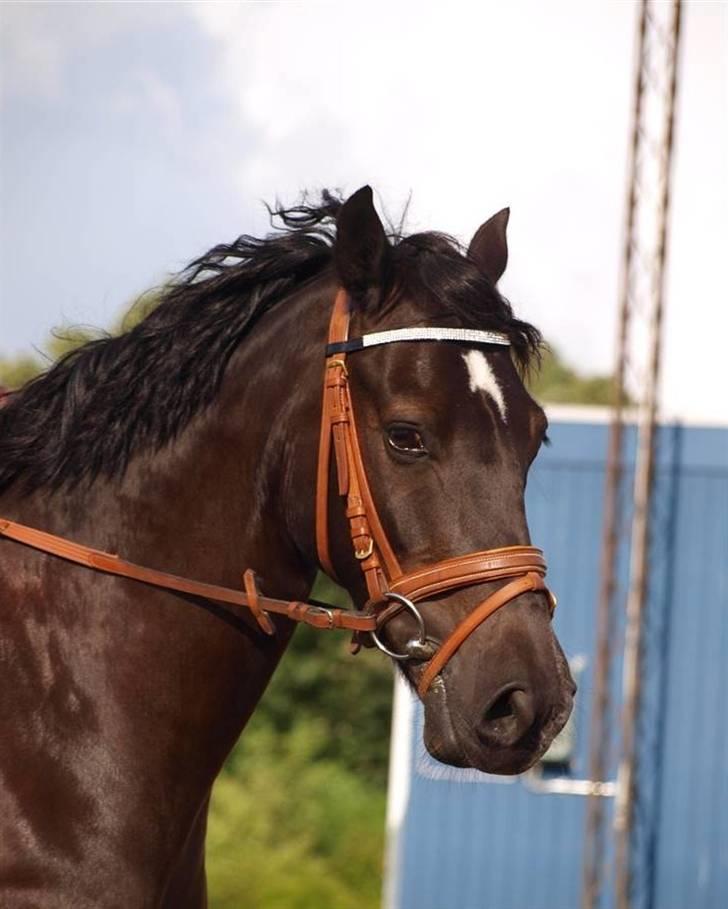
<box><xmin>0</xmin><ymin>289</ymin><xmax>555</xmax><ymax>699</ymax></box>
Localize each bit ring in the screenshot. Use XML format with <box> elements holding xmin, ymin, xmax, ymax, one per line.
<box><xmin>370</xmin><ymin>591</ymin><xmax>427</xmax><ymax>661</ymax></box>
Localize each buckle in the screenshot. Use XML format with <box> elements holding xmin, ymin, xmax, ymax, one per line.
<box><xmin>326</xmin><ymin>358</ymin><xmax>348</xmax><ymax>377</ymax></box>
<box><xmin>354</xmin><ymin>538</ymin><xmax>374</xmax><ymax>560</ymax></box>
<box><xmin>305</xmin><ymin>605</ymin><xmax>335</xmax><ymax>629</ymax></box>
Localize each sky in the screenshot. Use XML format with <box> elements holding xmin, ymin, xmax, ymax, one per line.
<box><xmin>0</xmin><ymin>1</ymin><xmax>726</xmax><ymax>422</ymax></box>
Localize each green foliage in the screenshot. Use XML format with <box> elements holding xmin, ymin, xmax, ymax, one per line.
<box><xmin>205</xmin><ymin>576</ymin><xmax>392</xmax><ymax>908</ymax></box>
<box><xmin>0</xmin><ymin>352</ymin><xmax>44</xmax><ymax>389</ymax></box>
<box><xmin>528</xmin><ymin>345</ymin><xmax>615</xmax><ymax>405</ymax></box>
<box><xmin>0</xmin><ymin>290</ymin><xmax>161</xmax><ymax>390</ymax></box>
<box><xmin>208</xmin><ymin>721</ymin><xmax>386</xmax><ymax>909</ymax></box>
<box><xmin>254</xmin><ymin>575</ymin><xmax>393</xmax><ymax>787</ymax></box>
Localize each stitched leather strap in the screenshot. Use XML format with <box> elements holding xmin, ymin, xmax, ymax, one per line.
<box><xmin>0</xmin><ymin>518</ymin><xmax>378</xmax><ymax>634</ymax></box>
<box><xmin>416</xmin><ymin>572</ymin><xmax>548</xmax><ymax>697</ymax></box>
<box><xmin>315</xmin><ymin>290</ymin><xmax>402</xmax><ymax>600</ymax></box>
<box><xmin>388</xmin><ymin>546</ymin><xmax>547</xmax><ymax>603</ymax></box>
<box><xmin>315</xmin><ymin>288</ymin><xmax>351</xmax><ymax>578</ymax></box>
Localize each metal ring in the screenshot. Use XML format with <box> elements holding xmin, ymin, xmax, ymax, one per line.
<box><xmin>370</xmin><ymin>592</ymin><xmax>427</xmax><ymax>661</ymax></box>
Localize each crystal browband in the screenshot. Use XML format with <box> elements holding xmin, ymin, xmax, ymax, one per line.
<box><xmin>325</xmin><ymin>326</ymin><xmax>511</xmax><ymax>356</ymax></box>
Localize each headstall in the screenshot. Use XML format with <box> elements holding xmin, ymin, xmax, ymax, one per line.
<box><xmin>0</xmin><ymin>289</ymin><xmax>555</xmax><ymax>698</ymax></box>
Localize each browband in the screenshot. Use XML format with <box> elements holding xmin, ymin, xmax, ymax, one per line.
<box><xmin>326</xmin><ymin>326</ymin><xmax>511</xmax><ymax>356</ymax></box>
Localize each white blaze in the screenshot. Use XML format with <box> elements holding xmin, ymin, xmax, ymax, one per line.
<box><xmin>462</xmin><ymin>350</ymin><xmax>507</xmax><ymax>422</ymax></box>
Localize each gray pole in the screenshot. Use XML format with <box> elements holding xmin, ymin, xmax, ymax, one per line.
<box><xmin>613</xmin><ymin>3</ymin><xmax>683</xmax><ymax>908</ymax></box>
<box><xmin>580</xmin><ymin>5</ymin><xmax>649</xmax><ymax>906</ymax></box>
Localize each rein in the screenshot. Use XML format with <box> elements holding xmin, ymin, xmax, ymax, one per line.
<box><xmin>0</xmin><ymin>519</ymin><xmax>376</xmax><ymax>635</ymax></box>
<box><xmin>0</xmin><ymin>289</ymin><xmax>555</xmax><ymax>698</ymax></box>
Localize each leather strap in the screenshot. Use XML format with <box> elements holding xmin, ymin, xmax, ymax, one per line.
<box><xmin>315</xmin><ymin>288</ymin><xmax>351</xmax><ymax>578</ymax></box>
<box><xmin>0</xmin><ymin>518</ymin><xmax>378</xmax><ymax>634</ymax></box>
<box><xmin>243</xmin><ymin>568</ymin><xmax>275</xmax><ymax>635</ymax></box>
<box><xmin>389</xmin><ymin>546</ymin><xmax>548</xmax><ymax>603</ymax></box>
<box><xmin>416</xmin><ymin>571</ymin><xmax>548</xmax><ymax>697</ymax></box>
<box><xmin>315</xmin><ymin>290</ymin><xmax>402</xmax><ymax>601</ymax></box>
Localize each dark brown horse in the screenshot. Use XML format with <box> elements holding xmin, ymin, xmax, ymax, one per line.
<box><xmin>0</xmin><ymin>187</ymin><xmax>574</xmax><ymax>907</ymax></box>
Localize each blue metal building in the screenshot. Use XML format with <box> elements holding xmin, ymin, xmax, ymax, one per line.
<box><xmin>384</xmin><ymin>410</ymin><xmax>728</xmax><ymax>909</ymax></box>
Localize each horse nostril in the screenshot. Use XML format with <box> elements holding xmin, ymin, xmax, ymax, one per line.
<box><xmin>480</xmin><ymin>686</ymin><xmax>536</xmax><ymax>748</ymax></box>
<box><xmin>485</xmin><ymin>689</ymin><xmax>517</xmax><ymax>721</ymax></box>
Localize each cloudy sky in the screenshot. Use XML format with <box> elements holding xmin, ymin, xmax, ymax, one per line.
<box><xmin>0</xmin><ymin>1</ymin><xmax>725</xmax><ymax>421</ymax></box>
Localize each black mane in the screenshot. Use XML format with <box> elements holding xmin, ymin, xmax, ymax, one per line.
<box><xmin>0</xmin><ymin>191</ymin><xmax>540</xmax><ymax>494</ymax></box>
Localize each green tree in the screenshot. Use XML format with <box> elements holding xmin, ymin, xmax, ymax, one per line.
<box><xmin>0</xmin><ymin>353</ymin><xmax>43</xmax><ymax>389</ymax></box>
<box><xmin>208</xmin><ymin>721</ymin><xmax>386</xmax><ymax>909</ymax></box>
<box><xmin>528</xmin><ymin>345</ymin><xmax>615</xmax><ymax>405</ymax></box>
<box><xmin>0</xmin><ymin>290</ymin><xmax>159</xmax><ymax>390</ymax></box>
<box><xmin>255</xmin><ymin>574</ymin><xmax>393</xmax><ymax>787</ymax></box>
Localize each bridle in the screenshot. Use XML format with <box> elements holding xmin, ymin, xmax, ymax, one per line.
<box><xmin>0</xmin><ymin>289</ymin><xmax>555</xmax><ymax>699</ymax></box>
<box><xmin>315</xmin><ymin>290</ymin><xmax>555</xmax><ymax>695</ymax></box>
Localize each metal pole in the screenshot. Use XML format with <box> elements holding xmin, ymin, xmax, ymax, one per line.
<box><xmin>614</xmin><ymin>4</ymin><xmax>683</xmax><ymax>908</ymax></box>
<box><xmin>581</xmin><ymin>5</ymin><xmax>648</xmax><ymax>905</ymax></box>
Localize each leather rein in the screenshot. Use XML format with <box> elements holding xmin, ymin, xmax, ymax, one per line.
<box><xmin>0</xmin><ymin>289</ymin><xmax>555</xmax><ymax>698</ymax></box>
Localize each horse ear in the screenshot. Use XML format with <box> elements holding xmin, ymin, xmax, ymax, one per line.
<box><xmin>335</xmin><ymin>186</ymin><xmax>389</xmax><ymax>305</ymax></box>
<box><xmin>467</xmin><ymin>208</ymin><xmax>510</xmax><ymax>285</ymax></box>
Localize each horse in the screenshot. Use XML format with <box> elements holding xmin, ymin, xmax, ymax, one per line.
<box><xmin>0</xmin><ymin>186</ymin><xmax>575</xmax><ymax>907</ymax></box>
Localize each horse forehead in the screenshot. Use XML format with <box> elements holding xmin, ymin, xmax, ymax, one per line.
<box><xmin>461</xmin><ymin>349</ymin><xmax>508</xmax><ymax>422</ymax></box>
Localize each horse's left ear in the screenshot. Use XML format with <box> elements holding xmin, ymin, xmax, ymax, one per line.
<box><xmin>468</xmin><ymin>208</ymin><xmax>510</xmax><ymax>285</ymax></box>
<box><xmin>335</xmin><ymin>185</ymin><xmax>390</xmax><ymax>306</ymax></box>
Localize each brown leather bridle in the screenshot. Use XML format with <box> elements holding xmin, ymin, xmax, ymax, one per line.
<box><xmin>315</xmin><ymin>290</ymin><xmax>555</xmax><ymax>695</ymax></box>
<box><xmin>0</xmin><ymin>290</ymin><xmax>555</xmax><ymax>698</ymax></box>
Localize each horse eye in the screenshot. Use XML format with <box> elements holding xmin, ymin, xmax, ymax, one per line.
<box><xmin>387</xmin><ymin>424</ymin><xmax>427</xmax><ymax>456</ymax></box>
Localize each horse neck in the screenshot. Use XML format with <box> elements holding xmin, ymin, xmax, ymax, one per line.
<box><xmin>0</xmin><ymin>277</ymin><xmax>333</xmax><ymax>891</ymax></box>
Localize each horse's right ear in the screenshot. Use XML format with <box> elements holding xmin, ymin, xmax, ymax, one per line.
<box><xmin>335</xmin><ymin>186</ymin><xmax>389</xmax><ymax>306</ymax></box>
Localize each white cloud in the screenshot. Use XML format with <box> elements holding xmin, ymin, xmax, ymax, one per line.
<box><xmin>189</xmin><ymin>0</ymin><xmax>727</xmax><ymax>423</ymax></box>
<box><xmin>188</xmin><ymin>2</ymin><xmax>629</xmax><ymax>357</ymax></box>
<box><xmin>0</xmin><ymin>4</ymin><xmax>65</xmax><ymax>100</ymax></box>
<box><xmin>0</xmin><ymin>3</ymin><xmax>178</xmax><ymax>101</ymax></box>
<box><xmin>110</xmin><ymin>67</ymin><xmax>184</xmax><ymax>140</ymax></box>
<box><xmin>1</xmin><ymin>2</ymin><xmax>724</xmax><ymax>422</ymax></box>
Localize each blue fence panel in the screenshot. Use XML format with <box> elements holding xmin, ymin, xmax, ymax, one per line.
<box><xmin>391</xmin><ymin>418</ymin><xmax>728</xmax><ymax>909</ymax></box>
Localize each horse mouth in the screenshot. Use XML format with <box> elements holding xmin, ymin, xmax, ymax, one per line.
<box><xmin>421</xmin><ymin>677</ymin><xmax>575</xmax><ymax>776</ymax></box>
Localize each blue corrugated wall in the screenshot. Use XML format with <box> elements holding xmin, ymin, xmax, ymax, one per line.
<box><xmin>393</xmin><ymin>418</ymin><xmax>728</xmax><ymax>909</ymax></box>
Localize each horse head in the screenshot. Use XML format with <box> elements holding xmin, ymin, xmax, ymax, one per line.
<box><xmin>296</xmin><ymin>187</ymin><xmax>575</xmax><ymax>774</ymax></box>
